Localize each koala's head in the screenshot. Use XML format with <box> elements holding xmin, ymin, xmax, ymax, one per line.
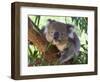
<box><xmin>44</xmin><ymin>19</ymin><xmax>69</xmax><ymax>45</ymax></box>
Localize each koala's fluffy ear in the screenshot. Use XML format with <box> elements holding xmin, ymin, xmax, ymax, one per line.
<box><xmin>44</xmin><ymin>26</ymin><xmax>48</xmax><ymax>34</ymax></box>
<box><xmin>47</xmin><ymin>19</ymin><xmax>55</xmax><ymax>23</ymax></box>
<box><xmin>42</xmin><ymin>20</ymin><xmax>50</xmax><ymax>34</ymax></box>
<box><xmin>48</xmin><ymin>19</ymin><xmax>52</xmax><ymax>22</ymax></box>
<box><xmin>66</xmin><ymin>24</ymin><xmax>75</xmax><ymax>39</ymax></box>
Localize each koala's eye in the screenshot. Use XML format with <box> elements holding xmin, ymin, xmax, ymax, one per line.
<box><xmin>61</xmin><ymin>33</ymin><xmax>64</xmax><ymax>36</ymax></box>
<box><xmin>50</xmin><ymin>32</ymin><xmax>53</xmax><ymax>36</ymax></box>
<box><xmin>51</xmin><ymin>32</ymin><xmax>53</xmax><ymax>33</ymax></box>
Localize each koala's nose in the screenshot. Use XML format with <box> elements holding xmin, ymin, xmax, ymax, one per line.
<box><xmin>54</xmin><ymin>32</ymin><xmax>59</xmax><ymax>40</ymax></box>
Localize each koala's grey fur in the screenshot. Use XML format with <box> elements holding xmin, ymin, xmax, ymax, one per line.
<box><xmin>59</xmin><ymin>32</ymin><xmax>80</xmax><ymax>64</ymax></box>
<box><xmin>42</xmin><ymin>19</ymin><xmax>80</xmax><ymax>64</ymax></box>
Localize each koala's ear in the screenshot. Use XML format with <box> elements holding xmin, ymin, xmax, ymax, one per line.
<box><xmin>44</xmin><ymin>26</ymin><xmax>48</xmax><ymax>34</ymax></box>
<box><xmin>66</xmin><ymin>24</ymin><xmax>74</xmax><ymax>28</ymax></box>
<box><xmin>47</xmin><ymin>19</ymin><xmax>55</xmax><ymax>23</ymax></box>
<box><xmin>66</xmin><ymin>24</ymin><xmax>75</xmax><ymax>32</ymax></box>
<box><xmin>48</xmin><ymin>19</ymin><xmax>52</xmax><ymax>22</ymax></box>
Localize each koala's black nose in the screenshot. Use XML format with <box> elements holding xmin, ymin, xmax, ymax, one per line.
<box><xmin>54</xmin><ymin>32</ymin><xmax>59</xmax><ymax>40</ymax></box>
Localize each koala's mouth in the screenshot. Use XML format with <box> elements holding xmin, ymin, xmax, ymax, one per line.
<box><xmin>52</xmin><ymin>39</ymin><xmax>61</xmax><ymax>45</ymax></box>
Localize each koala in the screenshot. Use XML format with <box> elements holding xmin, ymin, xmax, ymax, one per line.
<box><xmin>42</xmin><ymin>19</ymin><xmax>80</xmax><ymax>64</ymax></box>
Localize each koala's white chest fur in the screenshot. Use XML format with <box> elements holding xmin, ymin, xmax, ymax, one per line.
<box><xmin>56</xmin><ymin>43</ymin><xmax>67</xmax><ymax>51</ymax></box>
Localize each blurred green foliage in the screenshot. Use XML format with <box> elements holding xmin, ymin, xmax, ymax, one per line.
<box><xmin>28</xmin><ymin>15</ymin><xmax>88</xmax><ymax>66</ymax></box>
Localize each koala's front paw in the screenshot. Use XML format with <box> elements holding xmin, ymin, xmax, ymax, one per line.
<box><xmin>58</xmin><ymin>51</ymin><xmax>69</xmax><ymax>64</ymax></box>
<box><xmin>56</xmin><ymin>52</ymin><xmax>61</xmax><ymax>58</ymax></box>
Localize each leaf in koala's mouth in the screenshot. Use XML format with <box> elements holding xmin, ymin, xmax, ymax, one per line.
<box><xmin>54</xmin><ymin>39</ymin><xmax>62</xmax><ymax>45</ymax></box>
<box><xmin>45</xmin><ymin>43</ymin><xmax>52</xmax><ymax>52</ymax></box>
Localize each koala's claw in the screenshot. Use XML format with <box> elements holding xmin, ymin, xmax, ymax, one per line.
<box><xmin>56</xmin><ymin>52</ymin><xmax>61</xmax><ymax>58</ymax></box>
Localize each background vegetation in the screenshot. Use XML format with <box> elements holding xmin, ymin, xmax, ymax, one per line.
<box><xmin>28</xmin><ymin>15</ymin><xmax>88</xmax><ymax>66</ymax></box>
